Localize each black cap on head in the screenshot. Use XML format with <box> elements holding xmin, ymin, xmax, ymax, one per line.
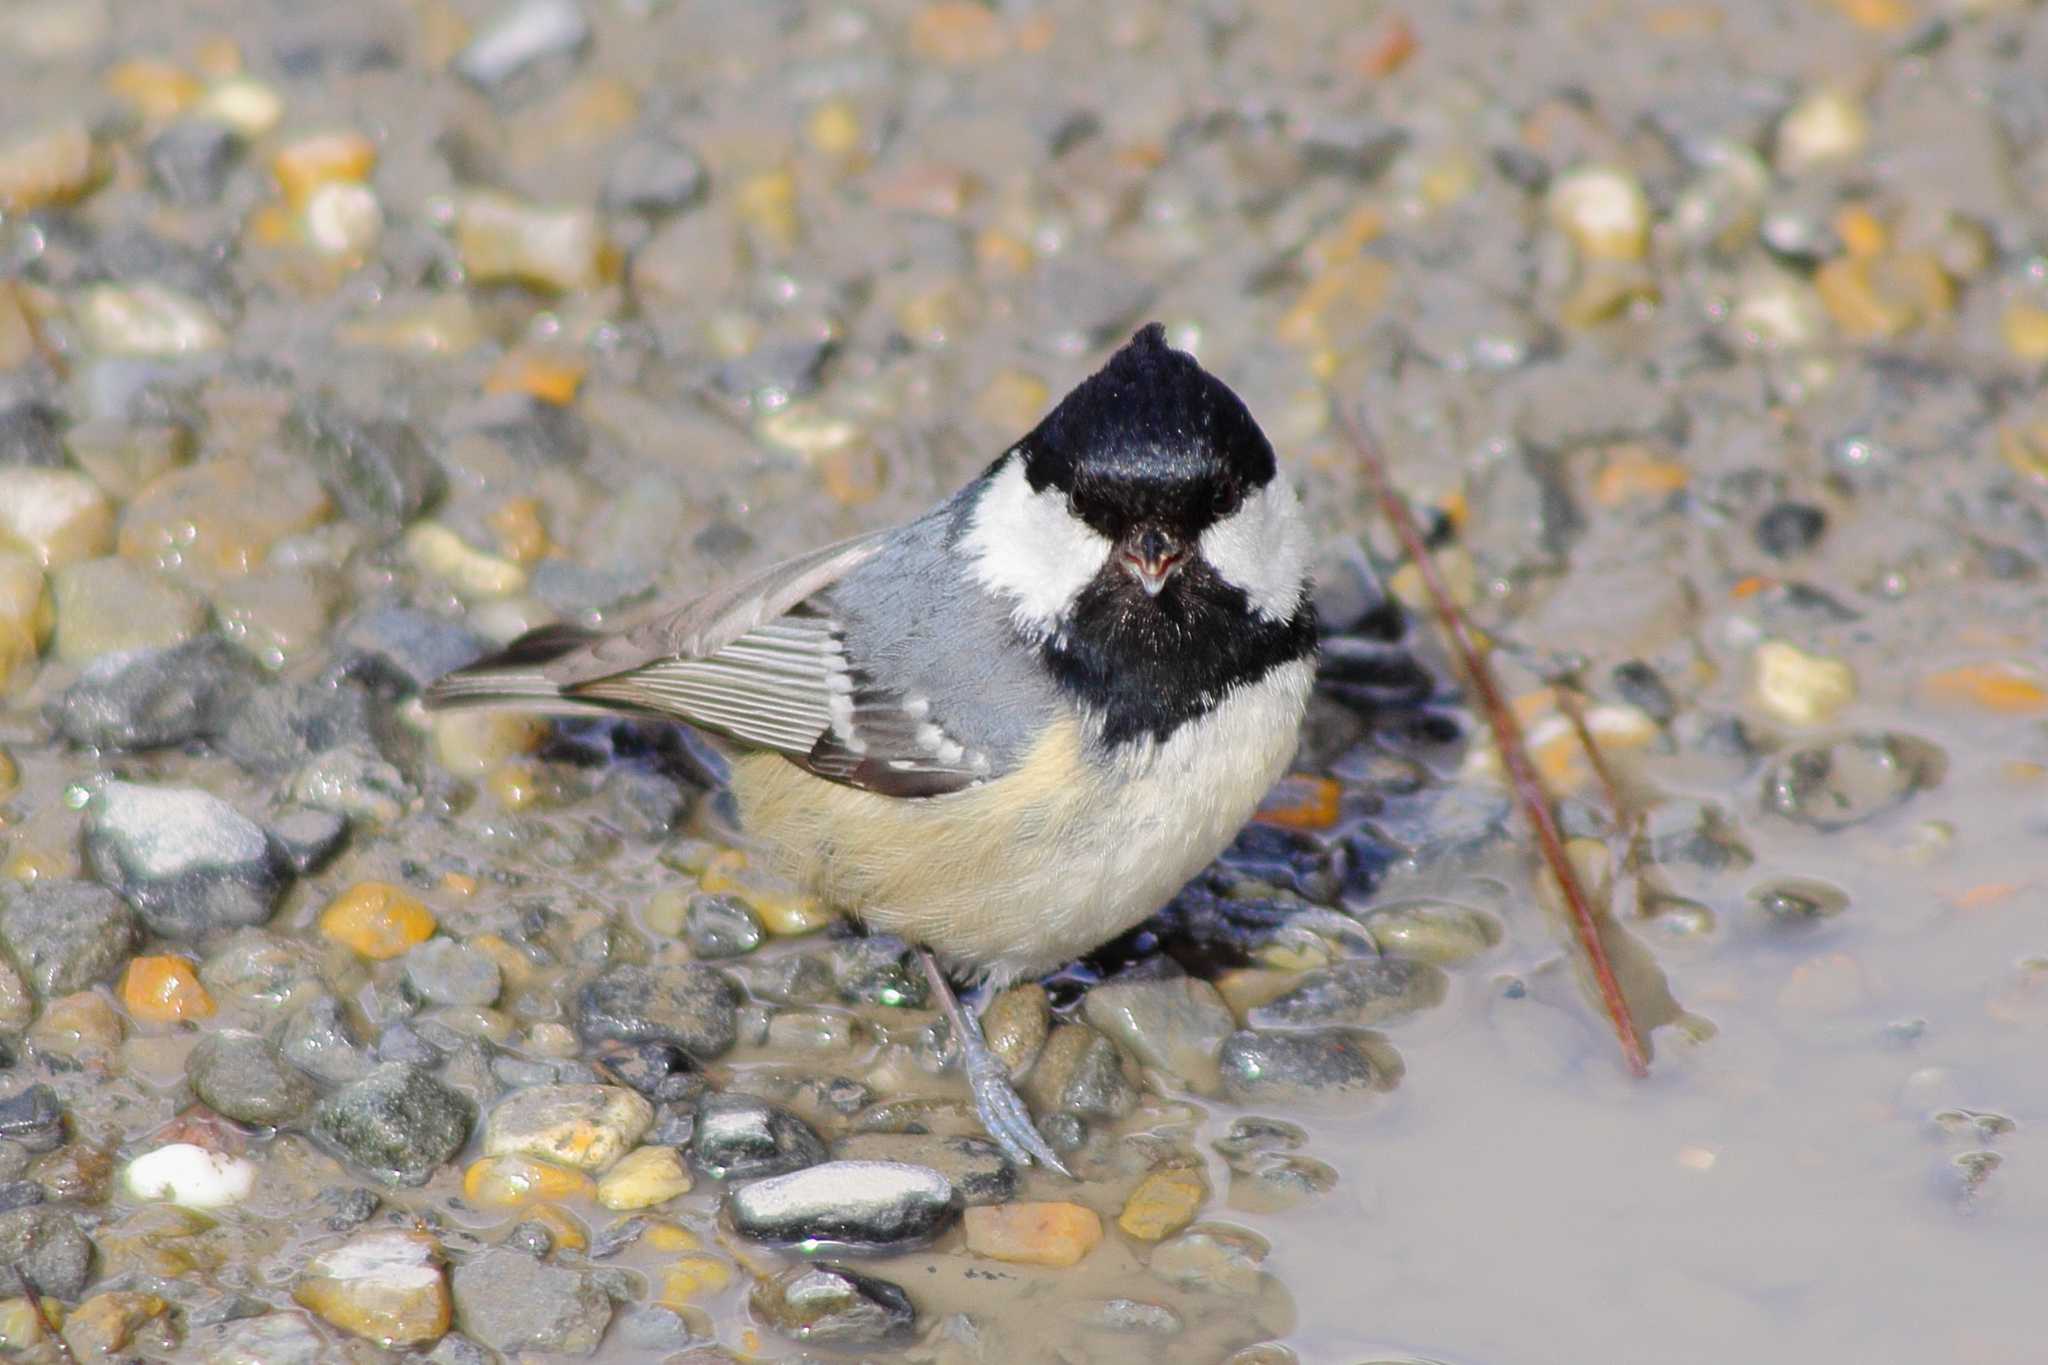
<box><xmin>1015</xmin><ymin>323</ymin><xmax>1276</xmax><ymax>536</ymax></box>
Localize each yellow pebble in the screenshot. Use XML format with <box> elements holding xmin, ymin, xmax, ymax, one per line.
<box><xmin>0</xmin><ymin>750</ymin><xmax>16</xmax><ymax>800</ymax></box>
<box><xmin>319</xmin><ymin>882</ymin><xmax>436</xmax><ymax>960</ymax></box>
<box><xmin>596</xmin><ymin>1146</ymin><xmax>693</xmax><ymax>1210</ymax></box>
<box><xmin>658</xmin><ymin>1254</ymin><xmax>734</xmax><ymax>1307</ymax></box>
<box><xmin>523</xmin><ymin>1202</ymin><xmax>588</xmax><ymax>1251</ymax></box>
<box><xmin>962</xmin><ymin>1202</ymin><xmax>1103</xmax><ymax>1267</ymax></box>
<box><xmin>1117</xmin><ymin>1167</ymin><xmax>1207</xmax><ymax>1241</ymax></box>
<box><xmin>461</xmin><ymin>1155</ymin><xmax>595</xmax><ymax>1208</ymax></box>
<box><xmin>643</xmin><ymin>1221</ymin><xmax>701</xmax><ymax>1253</ymax></box>
<box><xmin>104</xmin><ymin>59</ymin><xmax>202</xmax><ymax>119</ymax></box>
<box><xmin>2002</xmin><ymin>304</ymin><xmax>2048</xmax><ymax>364</ymax></box>
<box><xmin>805</xmin><ymin>100</ymin><xmax>864</xmax><ymax>158</ymax></box>
<box><xmin>1752</xmin><ymin>640</ymin><xmax>1856</xmax><ymax>726</ymax></box>
<box><xmin>272</xmin><ymin>131</ymin><xmax>377</xmax><ymax>207</ymax></box>
<box><xmin>1833</xmin><ymin>205</ymin><xmax>1888</xmax><ymax>260</ymax></box>
<box><xmin>118</xmin><ymin>956</ymin><xmax>214</xmax><ymax>1025</ymax></box>
<box><xmin>735</xmin><ymin>170</ymin><xmax>799</xmax><ymax>251</ymax></box>
<box><xmin>484</xmin><ymin>351</ymin><xmax>586</xmax><ymax>406</ymax></box>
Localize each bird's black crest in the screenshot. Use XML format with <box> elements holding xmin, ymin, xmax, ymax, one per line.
<box><xmin>1015</xmin><ymin>323</ymin><xmax>1277</xmax><ymax>540</ymax></box>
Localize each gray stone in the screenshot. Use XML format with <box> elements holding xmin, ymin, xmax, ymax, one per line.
<box><xmin>830</xmin><ymin>1133</ymin><xmax>1014</xmax><ymax>1206</ymax></box>
<box><xmin>83</xmin><ymin>781</ymin><xmax>290</xmax><ymax>939</ymax></box>
<box><xmin>0</xmin><ymin>1086</ymin><xmax>64</xmax><ymax>1152</ymax></box>
<box><xmin>681</xmin><ymin>894</ymin><xmax>761</xmax><ymax>959</ymax></box>
<box><xmin>289</xmin><ymin>403</ymin><xmax>446</xmax><ymax>538</ymax></box>
<box><xmin>187</xmin><ymin>1030</ymin><xmax>317</xmax><ymax>1127</ymax></box>
<box><xmin>728</xmin><ymin>1160</ymin><xmax>955</xmax><ymax>1249</ymax></box>
<box><xmin>403</xmin><ymin>939</ymin><xmax>502</xmax><ymax>1007</ymax></box>
<box><xmin>1217</xmin><ymin>1028</ymin><xmax>1393</xmax><ymax>1103</ymax></box>
<box><xmin>692</xmin><ymin>1092</ymin><xmax>825</xmax><ymax>1180</ymax></box>
<box><xmin>449</xmin><ymin>1247</ymin><xmax>612</xmax><ymax>1356</ymax></box>
<box><xmin>0</xmin><ymin>1204</ymin><xmax>93</xmax><ymax>1299</ymax></box>
<box><xmin>282</xmin><ymin>997</ymin><xmax>373</xmax><ymax>1086</ymax></box>
<box><xmin>0</xmin><ymin>401</ymin><xmax>64</xmax><ymax>468</ymax></box>
<box><xmin>750</xmin><ymin>1263</ymin><xmax>915</xmax><ymax>1347</ymax></box>
<box><xmin>288</xmin><ymin>745</ymin><xmax>416</xmax><ymax>825</ymax></box>
<box><xmin>1762</xmin><ymin>732</ymin><xmax>1945</xmax><ymax>831</ymax></box>
<box><xmin>1247</xmin><ymin>958</ymin><xmax>1449</xmax><ymax>1031</ymax></box>
<box><xmin>199</xmin><ymin>930</ymin><xmax>323</xmax><ymax>1019</ymax></box>
<box><xmin>1024</xmin><ymin>1023</ymin><xmax>1138</xmax><ymax>1121</ymax></box>
<box><xmin>313</xmin><ymin>1063</ymin><xmax>474</xmax><ymax>1187</ymax></box>
<box><xmin>596</xmin><ymin>767</ymin><xmax>691</xmax><ymax>841</ymax></box>
<box><xmin>1083</xmin><ymin>976</ymin><xmax>1236</xmax><ymax>1093</ymax></box>
<box><xmin>336</xmin><ymin>607</ymin><xmax>485</xmax><ymax>695</ymax></box>
<box><xmin>215</xmin><ymin>679</ymin><xmax>387</xmax><ymax>778</ymax></box>
<box><xmin>453</xmin><ymin>0</ymin><xmax>591</xmax><ymax>89</ymax></box>
<box><xmin>423</xmin><ymin>1331</ymin><xmax>494</xmax><ymax>1365</ymax></box>
<box><xmin>603</xmin><ymin>135</ymin><xmax>707</xmax><ymax>216</ymax></box>
<box><xmin>577</xmin><ymin>963</ymin><xmax>739</xmax><ymax>1059</ymax></box>
<box><xmin>146</xmin><ymin>118</ymin><xmax>241</xmax><ymax>206</ymax></box>
<box><xmin>50</xmin><ymin>635</ymin><xmax>259</xmax><ymax>750</ymax></box>
<box><xmin>192</xmin><ymin>1312</ymin><xmax>327</xmax><ymax>1365</ymax></box>
<box><xmin>0</xmin><ymin>880</ymin><xmax>138</xmax><ymax>995</ymax></box>
<box><xmin>266</xmin><ymin>807</ymin><xmax>349</xmax><ymax>875</ymax></box>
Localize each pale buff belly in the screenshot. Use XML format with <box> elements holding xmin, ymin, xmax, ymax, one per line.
<box><xmin>730</xmin><ymin>659</ymin><xmax>1314</xmax><ymax>985</ymax></box>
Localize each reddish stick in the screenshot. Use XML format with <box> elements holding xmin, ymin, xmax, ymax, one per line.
<box><xmin>1337</xmin><ymin>408</ymin><xmax>1651</xmax><ymax>1078</ymax></box>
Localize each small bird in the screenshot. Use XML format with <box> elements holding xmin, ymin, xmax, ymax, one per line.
<box><xmin>425</xmin><ymin>323</ymin><xmax>1318</xmax><ymax>1173</ymax></box>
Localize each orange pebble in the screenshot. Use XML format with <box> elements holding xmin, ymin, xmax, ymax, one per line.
<box><xmin>484</xmin><ymin>351</ymin><xmax>586</xmax><ymax>406</ymax></box>
<box><xmin>119</xmin><ymin>956</ymin><xmax>215</xmax><ymax>1023</ymax></box>
<box><xmin>1921</xmin><ymin>661</ymin><xmax>2048</xmax><ymax>715</ymax></box>
<box><xmin>1254</xmin><ymin>774</ymin><xmax>1342</xmax><ymax>831</ymax></box>
<box><xmin>319</xmin><ymin>882</ymin><xmax>436</xmax><ymax>959</ymax></box>
<box><xmin>272</xmin><ymin>131</ymin><xmax>377</xmax><ymax>207</ymax></box>
<box><xmin>962</xmin><ymin>1202</ymin><xmax>1103</xmax><ymax>1267</ymax></box>
<box><xmin>461</xmin><ymin>1155</ymin><xmax>595</xmax><ymax>1208</ymax></box>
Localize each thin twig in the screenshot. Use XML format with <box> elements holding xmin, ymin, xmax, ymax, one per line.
<box><xmin>13</xmin><ymin>1264</ymin><xmax>76</xmax><ymax>1365</ymax></box>
<box><xmin>1552</xmin><ymin>682</ymin><xmax>1631</xmax><ymax>829</ymax></box>
<box><xmin>1337</xmin><ymin>407</ymin><xmax>1650</xmax><ymax>1079</ymax></box>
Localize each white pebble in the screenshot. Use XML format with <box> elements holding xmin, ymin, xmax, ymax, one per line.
<box><xmin>199</xmin><ymin>77</ymin><xmax>284</xmax><ymax>139</ymax></box>
<box><xmin>74</xmin><ymin>283</ymin><xmax>224</xmax><ymax>356</ymax></box>
<box><xmin>123</xmin><ymin>1142</ymin><xmax>257</xmax><ymax>1209</ymax></box>
<box><xmin>305</xmin><ymin>181</ymin><xmax>383</xmax><ymax>257</ymax></box>
<box><xmin>1547</xmin><ymin>165</ymin><xmax>1651</xmax><ymax>262</ymax></box>
<box><xmin>1776</xmin><ymin>87</ymin><xmax>1868</xmax><ymax>174</ymax></box>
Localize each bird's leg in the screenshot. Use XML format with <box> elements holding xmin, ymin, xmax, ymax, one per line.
<box><xmin>916</xmin><ymin>949</ymin><xmax>1073</xmax><ymax>1178</ymax></box>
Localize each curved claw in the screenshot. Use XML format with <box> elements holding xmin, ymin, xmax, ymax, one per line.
<box><xmin>965</xmin><ymin>1048</ymin><xmax>1073</xmax><ymax>1179</ymax></box>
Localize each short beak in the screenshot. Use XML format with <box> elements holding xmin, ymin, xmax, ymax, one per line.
<box><xmin>1119</xmin><ymin>528</ymin><xmax>1184</xmax><ymax>597</ymax></box>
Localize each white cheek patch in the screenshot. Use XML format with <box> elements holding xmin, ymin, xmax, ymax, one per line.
<box><xmin>1199</xmin><ymin>479</ymin><xmax>1310</xmax><ymax>621</ymax></box>
<box><xmin>962</xmin><ymin>454</ymin><xmax>1111</xmax><ymax>635</ymax></box>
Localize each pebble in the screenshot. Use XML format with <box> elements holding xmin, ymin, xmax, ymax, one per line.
<box><xmin>289</xmin><ymin>405</ymin><xmax>447</xmax><ymax>539</ymax></box>
<box><xmin>281</xmin><ymin>995</ymin><xmax>372</xmax><ymax>1085</ymax></box>
<box><xmin>146</xmin><ymin>118</ymin><xmax>241</xmax><ymax>206</ymax></box>
<box><xmin>51</xmin><ymin>635</ymin><xmax>258</xmax><ymax>750</ymax></box>
<box><xmin>962</xmin><ymin>1201</ymin><xmax>1103</xmax><ymax>1267</ymax></box>
<box><xmin>831</xmin><ymin>1133</ymin><xmax>1015</xmax><ymax>1206</ymax></box>
<box><xmin>29</xmin><ymin>990</ymin><xmax>125</xmax><ymax>1058</ymax></box>
<box><xmin>121</xmin><ymin>1144</ymin><xmax>257</xmax><ymax>1210</ymax></box>
<box><xmin>448</xmin><ymin>1246</ymin><xmax>613</xmax><ymax>1356</ymax></box>
<box><xmin>61</xmin><ymin>1291</ymin><xmax>173</xmax><ymax>1357</ymax></box>
<box><xmin>191</xmin><ymin>1311</ymin><xmax>326</xmax><ymax>1365</ymax></box>
<box><xmin>73</xmin><ymin>284</ymin><xmax>225</xmax><ymax>357</ymax></box>
<box><xmin>267</xmin><ymin>807</ymin><xmax>349</xmax><ymax>875</ymax></box>
<box><xmin>431</xmin><ymin>707</ymin><xmax>547</xmax><ymax>777</ymax></box>
<box><xmin>1762</xmin><ymin>732</ymin><xmax>1943</xmax><ymax>829</ymax></box>
<box><xmin>320</xmin><ymin>882</ymin><xmax>437</xmax><ymax>959</ymax></box>
<box><xmin>121</xmin><ymin>452</ymin><xmax>333</xmax><ymax>578</ymax></box>
<box><xmin>0</xmin><ymin>551</ymin><xmax>49</xmax><ymax>689</ymax></box>
<box><xmin>0</xmin><ymin>1206</ymin><xmax>95</xmax><ymax>1299</ymax></box>
<box><xmin>406</xmin><ymin>522</ymin><xmax>528</xmax><ymax>599</ymax></box>
<box><xmin>656</xmin><ymin>1254</ymin><xmax>733</xmax><ymax>1308</ymax></box>
<box><xmin>313</xmin><ymin>1063</ymin><xmax>474</xmax><ymax>1187</ymax></box>
<box><xmin>749</xmin><ymin>1263</ymin><xmax>916</xmax><ymax>1347</ymax></box>
<box><xmin>120</xmin><ymin>954</ymin><xmax>216</xmax><ymax>1024</ymax></box>
<box><xmin>1117</xmin><ymin>1166</ymin><xmax>1208</xmax><ymax>1241</ymax></box>
<box><xmin>62</xmin><ymin>419</ymin><xmax>188</xmax><ymax>500</ymax></box>
<box><xmin>84</xmin><ymin>781</ymin><xmax>290</xmax><ymax>939</ymax></box>
<box><xmin>0</xmin><ymin>960</ymin><xmax>28</xmax><ymax>1033</ymax></box>
<box><xmin>0</xmin><ymin>880</ymin><xmax>138</xmax><ymax>995</ymax></box>
<box><xmin>187</xmin><ymin>1030</ymin><xmax>317</xmax><ymax>1125</ymax></box>
<box><xmin>0</xmin><ymin>122</ymin><xmax>98</xmax><ymax>212</ymax></box>
<box><xmin>456</xmin><ymin>191</ymin><xmax>606</xmax><ymax>293</ymax></box>
<box><xmin>692</xmin><ymin>1092</ymin><xmax>826</xmax><ymax>1180</ymax></box>
<box><xmin>290</xmin><ymin>746</ymin><xmax>414</xmax><ymax>824</ymax></box>
<box><xmin>680</xmin><ymin>893</ymin><xmax>762</xmax><ymax>959</ymax></box>
<box><xmin>1776</xmin><ymin>86</ymin><xmax>1868</xmax><ymax>172</ymax></box>
<box><xmin>604</xmin><ymin>134</ymin><xmax>708</xmax><ymax>216</ymax></box>
<box><xmin>1363</xmin><ymin>902</ymin><xmax>1503</xmax><ymax>964</ymax></box>
<box><xmin>1247</xmin><ymin>957</ymin><xmax>1449</xmax><ymax>1030</ymax></box>
<box><xmin>728</xmin><ymin>1160</ymin><xmax>956</xmax><ymax>1249</ymax></box>
<box><xmin>595</xmin><ymin>1039</ymin><xmax>703</xmax><ymax>1105</ymax></box>
<box><xmin>596</xmin><ymin>1144</ymin><xmax>692</xmax><ymax>1209</ymax></box>
<box><xmin>1217</xmin><ymin>1028</ymin><xmax>1388</xmax><ymax>1103</ymax></box>
<box><xmin>484</xmin><ymin>1084</ymin><xmax>653</xmax><ymax>1172</ymax></box>
<box><xmin>1752</xmin><ymin>640</ymin><xmax>1856</xmax><ymax>726</ymax></box>
<box><xmin>454</xmin><ymin>0</ymin><xmax>591</xmax><ymax>88</ymax></box>
<box><xmin>403</xmin><ymin>938</ymin><xmax>503</xmax><ymax>1006</ymax></box>
<box><xmin>577</xmin><ymin>963</ymin><xmax>740</xmax><ymax>1059</ymax></box>
<box><xmin>198</xmin><ymin>77</ymin><xmax>284</xmax><ymax>139</ymax></box>
<box><xmin>1547</xmin><ymin>165</ymin><xmax>1651</xmax><ymax>261</ymax></box>
<box><xmin>1750</xmin><ymin>877</ymin><xmax>1851</xmax><ymax>925</ymax></box>
<box><xmin>1755</xmin><ymin>502</ymin><xmax>1828</xmax><ymax>558</ymax></box>
<box><xmin>49</xmin><ymin>559</ymin><xmax>208</xmax><ymax>662</ymax></box>
<box><xmin>1082</xmin><ymin>976</ymin><xmax>1235</xmax><ymax>1094</ymax></box>
<box><xmin>1024</xmin><ymin>1022</ymin><xmax>1139</xmax><ymax>1121</ymax></box>
<box><xmin>0</xmin><ymin>468</ymin><xmax>113</xmax><ymax>568</ymax></box>
<box><xmin>0</xmin><ymin>401</ymin><xmax>64</xmax><ymax>468</ymax></box>
<box><xmin>981</xmin><ymin>982</ymin><xmax>1050</xmax><ymax>1076</ymax></box>
<box><xmin>461</xmin><ymin>1154</ymin><xmax>594</xmax><ymax>1208</ymax></box>
<box><xmin>1149</xmin><ymin>1223</ymin><xmax>1272</xmax><ymax>1297</ymax></box>
<box><xmin>293</xmin><ymin>1230</ymin><xmax>450</xmax><ymax>1348</ymax></box>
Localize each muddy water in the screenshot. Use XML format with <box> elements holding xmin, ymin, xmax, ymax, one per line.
<box><xmin>2</xmin><ymin>0</ymin><xmax>2046</xmax><ymax>1361</ymax></box>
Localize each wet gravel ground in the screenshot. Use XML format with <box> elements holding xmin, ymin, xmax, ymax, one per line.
<box><xmin>1</xmin><ymin>0</ymin><xmax>2047</xmax><ymax>1360</ymax></box>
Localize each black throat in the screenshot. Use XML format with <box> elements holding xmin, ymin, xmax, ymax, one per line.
<box><xmin>1040</xmin><ymin>559</ymin><xmax>1317</xmax><ymax>749</ymax></box>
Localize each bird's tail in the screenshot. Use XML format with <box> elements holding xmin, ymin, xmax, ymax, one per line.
<box><xmin>421</xmin><ymin>623</ymin><xmax>621</xmax><ymax>717</ymax></box>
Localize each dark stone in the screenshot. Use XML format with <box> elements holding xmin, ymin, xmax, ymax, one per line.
<box><xmin>266</xmin><ymin>807</ymin><xmax>349</xmax><ymax>875</ymax></box>
<box><xmin>83</xmin><ymin>781</ymin><xmax>290</xmax><ymax>939</ymax></box>
<box><xmin>0</xmin><ymin>1205</ymin><xmax>93</xmax><ymax>1300</ymax></box>
<box><xmin>0</xmin><ymin>881</ymin><xmax>138</xmax><ymax>995</ymax></box>
<box><xmin>336</xmin><ymin>607</ymin><xmax>487</xmax><ymax>696</ymax></box>
<box><xmin>281</xmin><ymin>996</ymin><xmax>373</xmax><ymax>1086</ymax></box>
<box><xmin>680</xmin><ymin>894</ymin><xmax>762</xmax><ymax>960</ymax></box>
<box><xmin>577</xmin><ymin>963</ymin><xmax>739</xmax><ymax>1059</ymax></box>
<box><xmin>1611</xmin><ymin>659</ymin><xmax>1677</xmax><ymax>724</ymax></box>
<box><xmin>603</xmin><ymin>135</ymin><xmax>708</xmax><ymax>216</ymax></box>
<box><xmin>313</xmin><ymin>1063</ymin><xmax>474</xmax><ymax>1187</ymax></box>
<box><xmin>448</xmin><ymin>1246</ymin><xmax>613</xmax><ymax>1356</ymax></box>
<box><xmin>1217</xmin><ymin>1028</ymin><xmax>1393</xmax><ymax>1103</ymax></box>
<box><xmin>831</xmin><ymin>1134</ymin><xmax>1015</xmax><ymax>1206</ymax></box>
<box><xmin>49</xmin><ymin>635</ymin><xmax>259</xmax><ymax>750</ymax></box>
<box><xmin>596</xmin><ymin>1040</ymin><xmax>704</xmax><ymax>1105</ymax></box>
<box><xmin>443</xmin><ymin>391</ymin><xmax>587</xmax><ymax>464</ymax></box>
<box><xmin>1749</xmin><ymin>877</ymin><xmax>1850</xmax><ymax>925</ymax></box>
<box><xmin>1296</xmin><ymin>115</ymin><xmax>1409</xmax><ymax>180</ymax></box>
<box><xmin>146</xmin><ymin>118</ymin><xmax>241</xmax><ymax>206</ymax></box>
<box><xmin>319</xmin><ymin>1186</ymin><xmax>381</xmax><ymax>1232</ymax></box>
<box><xmin>1025</xmin><ymin>1024</ymin><xmax>1138</xmax><ymax>1121</ymax></box>
<box><xmin>0</xmin><ymin>401</ymin><xmax>65</xmax><ymax>468</ymax></box>
<box><xmin>728</xmin><ymin>1160</ymin><xmax>956</xmax><ymax>1250</ymax></box>
<box><xmin>289</xmin><ymin>400</ymin><xmax>446</xmax><ymax>536</ymax></box>
<box><xmin>1755</xmin><ymin>501</ymin><xmax>1827</xmax><ymax>558</ymax></box>
<box><xmin>710</xmin><ymin>339</ymin><xmax>836</xmax><ymax>415</ymax></box>
<box><xmin>0</xmin><ymin>1087</ymin><xmax>65</xmax><ymax>1152</ymax></box>
<box><xmin>692</xmin><ymin>1093</ymin><xmax>826</xmax><ymax>1180</ymax></box>
<box><xmin>1247</xmin><ymin>958</ymin><xmax>1449</xmax><ymax>1030</ymax></box>
<box><xmin>750</xmin><ymin>1263</ymin><xmax>916</xmax><ymax>1347</ymax></box>
<box><xmin>0</xmin><ymin>1182</ymin><xmax>43</xmax><ymax>1214</ymax></box>
<box><xmin>215</xmin><ymin>678</ymin><xmax>392</xmax><ymax>777</ymax></box>
<box><xmin>187</xmin><ymin>1030</ymin><xmax>318</xmax><ymax>1127</ymax></box>
<box><xmin>1761</xmin><ymin>733</ymin><xmax>1945</xmax><ymax>831</ymax></box>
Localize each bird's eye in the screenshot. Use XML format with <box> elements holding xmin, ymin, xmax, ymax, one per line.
<box><xmin>1209</xmin><ymin>484</ymin><xmax>1235</xmax><ymax>517</ymax></box>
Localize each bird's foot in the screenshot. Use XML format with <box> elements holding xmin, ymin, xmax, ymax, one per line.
<box><xmin>917</xmin><ymin>950</ymin><xmax>1073</xmax><ymax>1178</ymax></box>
